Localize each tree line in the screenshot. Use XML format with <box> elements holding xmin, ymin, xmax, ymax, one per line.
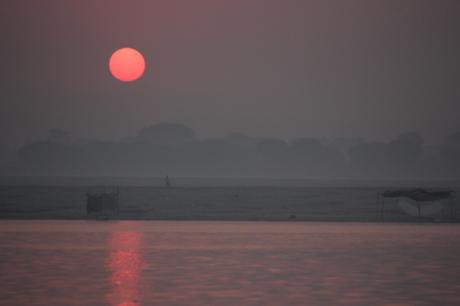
<box><xmin>8</xmin><ymin>122</ymin><xmax>460</xmax><ymax>179</ymax></box>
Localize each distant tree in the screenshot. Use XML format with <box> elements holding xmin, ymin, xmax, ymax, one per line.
<box><xmin>444</xmin><ymin>132</ymin><xmax>460</xmax><ymax>146</ymax></box>
<box><xmin>349</xmin><ymin>132</ymin><xmax>424</xmax><ymax>178</ymax></box>
<box><xmin>440</xmin><ymin>132</ymin><xmax>460</xmax><ymax>176</ymax></box>
<box><xmin>255</xmin><ymin>138</ymin><xmax>290</xmax><ymax>176</ymax></box>
<box><xmin>17</xmin><ymin>141</ymin><xmax>74</xmax><ymax>174</ymax></box>
<box><xmin>387</xmin><ymin>132</ymin><xmax>424</xmax><ymax>165</ymax></box>
<box><xmin>291</xmin><ymin>137</ymin><xmax>345</xmax><ymax>176</ymax></box>
<box><xmin>137</xmin><ymin>122</ymin><xmax>195</xmax><ymax>146</ymax></box>
<box><xmin>223</xmin><ymin>132</ymin><xmax>258</xmax><ymax>148</ymax></box>
<box><xmin>291</xmin><ymin>138</ymin><xmax>322</xmax><ymax>157</ymax></box>
<box><xmin>349</xmin><ymin>141</ymin><xmax>389</xmax><ymax>177</ymax></box>
<box><xmin>256</xmin><ymin>138</ymin><xmax>288</xmax><ymax>153</ymax></box>
<box><xmin>48</xmin><ymin>128</ymin><xmax>72</xmax><ymax>144</ymax></box>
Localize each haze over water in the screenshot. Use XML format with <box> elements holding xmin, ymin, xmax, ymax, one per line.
<box><xmin>0</xmin><ymin>221</ymin><xmax>459</xmax><ymax>306</ymax></box>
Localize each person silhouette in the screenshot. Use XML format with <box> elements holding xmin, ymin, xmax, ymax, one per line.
<box><xmin>165</xmin><ymin>175</ymin><xmax>171</xmax><ymax>188</ymax></box>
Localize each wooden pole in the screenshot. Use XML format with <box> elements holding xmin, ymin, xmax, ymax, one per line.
<box><xmin>381</xmin><ymin>197</ymin><xmax>385</xmax><ymax>222</ymax></box>
<box><xmin>375</xmin><ymin>194</ymin><xmax>380</xmax><ymax>221</ymax></box>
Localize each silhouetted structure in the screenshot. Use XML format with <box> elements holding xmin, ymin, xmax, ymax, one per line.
<box><xmin>86</xmin><ymin>191</ymin><xmax>119</xmax><ymax>219</ymax></box>
<box><xmin>377</xmin><ymin>188</ymin><xmax>455</xmax><ymax>220</ymax></box>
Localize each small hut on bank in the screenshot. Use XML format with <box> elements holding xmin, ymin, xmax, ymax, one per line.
<box><xmin>86</xmin><ymin>191</ymin><xmax>119</xmax><ymax>218</ymax></box>
<box><xmin>377</xmin><ymin>188</ymin><xmax>455</xmax><ymax>220</ymax></box>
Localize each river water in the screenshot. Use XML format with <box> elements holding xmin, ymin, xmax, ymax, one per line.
<box><xmin>0</xmin><ymin>221</ymin><xmax>459</xmax><ymax>305</ymax></box>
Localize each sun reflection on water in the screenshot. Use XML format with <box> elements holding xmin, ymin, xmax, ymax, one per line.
<box><xmin>107</xmin><ymin>230</ymin><xmax>145</xmax><ymax>306</ymax></box>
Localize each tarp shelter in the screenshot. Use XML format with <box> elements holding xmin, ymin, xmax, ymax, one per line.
<box><xmin>378</xmin><ymin>188</ymin><xmax>454</xmax><ymax>219</ymax></box>
<box><xmin>86</xmin><ymin>192</ymin><xmax>119</xmax><ymax>217</ymax></box>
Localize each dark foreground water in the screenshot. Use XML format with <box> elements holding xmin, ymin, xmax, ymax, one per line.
<box><xmin>0</xmin><ymin>221</ymin><xmax>459</xmax><ymax>306</ymax></box>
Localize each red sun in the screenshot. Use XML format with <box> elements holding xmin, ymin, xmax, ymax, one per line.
<box><xmin>109</xmin><ymin>48</ymin><xmax>146</xmax><ymax>82</ymax></box>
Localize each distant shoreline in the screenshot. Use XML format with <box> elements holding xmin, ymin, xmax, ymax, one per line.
<box><xmin>0</xmin><ymin>217</ymin><xmax>458</xmax><ymax>223</ymax></box>
<box><xmin>0</xmin><ymin>184</ymin><xmax>458</xmax><ymax>223</ymax></box>
<box><xmin>1</xmin><ymin>176</ymin><xmax>459</xmax><ymax>188</ymax></box>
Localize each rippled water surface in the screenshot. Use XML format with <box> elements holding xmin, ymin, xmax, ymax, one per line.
<box><xmin>0</xmin><ymin>221</ymin><xmax>459</xmax><ymax>306</ymax></box>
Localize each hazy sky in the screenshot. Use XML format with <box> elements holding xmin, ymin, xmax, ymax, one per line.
<box><xmin>1</xmin><ymin>0</ymin><xmax>459</xmax><ymax>147</ymax></box>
